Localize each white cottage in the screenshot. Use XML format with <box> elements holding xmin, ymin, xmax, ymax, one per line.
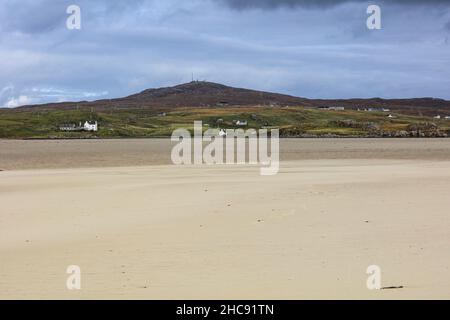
<box><xmin>84</xmin><ymin>121</ymin><xmax>98</xmax><ymax>132</ymax></box>
<box><xmin>235</xmin><ymin>120</ymin><xmax>248</xmax><ymax>126</ymax></box>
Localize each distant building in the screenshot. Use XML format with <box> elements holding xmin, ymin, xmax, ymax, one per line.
<box><xmin>445</xmin><ymin>116</ymin><xmax>450</xmax><ymax>120</ymax></box>
<box><xmin>318</xmin><ymin>106</ymin><xmax>345</xmax><ymax>111</ymax></box>
<box><xmin>59</xmin><ymin>123</ymin><xmax>78</xmax><ymax>131</ymax></box>
<box><xmin>157</xmin><ymin>112</ymin><xmax>166</xmax><ymax>117</ymax></box>
<box><xmin>84</xmin><ymin>121</ymin><xmax>98</xmax><ymax>131</ymax></box>
<box><xmin>434</xmin><ymin>115</ymin><xmax>441</xmax><ymax>119</ymax></box>
<box><xmin>216</xmin><ymin>101</ymin><xmax>229</xmax><ymax>107</ymax></box>
<box><xmin>358</xmin><ymin>107</ymin><xmax>390</xmax><ymax>112</ymax></box>
<box><xmin>59</xmin><ymin>121</ymin><xmax>98</xmax><ymax>132</ymax></box>
<box><xmin>234</xmin><ymin>120</ymin><xmax>248</xmax><ymax>126</ymax></box>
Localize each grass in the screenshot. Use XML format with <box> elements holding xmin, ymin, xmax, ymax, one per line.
<box><xmin>0</xmin><ymin>106</ymin><xmax>449</xmax><ymax>138</ymax></box>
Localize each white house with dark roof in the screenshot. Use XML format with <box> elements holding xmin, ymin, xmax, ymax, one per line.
<box><xmin>84</xmin><ymin>121</ymin><xmax>98</xmax><ymax>131</ymax></box>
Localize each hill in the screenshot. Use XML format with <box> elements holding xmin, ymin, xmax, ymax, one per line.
<box><xmin>13</xmin><ymin>81</ymin><xmax>309</xmax><ymax>112</ymax></box>
<box><xmin>7</xmin><ymin>81</ymin><xmax>450</xmax><ymax>117</ymax></box>
<box><xmin>1</xmin><ymin>81</ymin><xmax>450</xmax><ymax>138</ymax></box>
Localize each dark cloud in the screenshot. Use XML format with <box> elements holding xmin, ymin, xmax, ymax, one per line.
<box><xmin>1</xmin><ymin>0</ymin><xmax>450</xmax><ymax>106</ymax></box>
<box><xmin>0</xmin><ymin>0</ymin><xmax>145</xmax><ymax>34</ymax></box>
<box><xmin>216</xmin><ymin>0</ymin><xmax>450</xmax><ymax>10</ymax></box>
<box><xmin>0</xmin><ymin>0</ymin><xmax>66</xmax><ymax>33</ymax></box>
<box><xmin>216</xmin><ymin>0</ymin><xmax>354</xmax><ymax>10</ymax></box>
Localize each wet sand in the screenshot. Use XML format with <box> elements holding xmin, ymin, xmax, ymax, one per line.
<box><xmin>1</xmin><ymin>138</ymin><xmax>450</xmax><ymax>170</ymax></box>
<box><xmin>0</xmin><ymin>139</ymin><xmax>449</xmax><ymax>299</ymax></box>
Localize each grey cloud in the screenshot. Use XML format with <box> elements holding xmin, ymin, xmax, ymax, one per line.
<box><xmin>216</xmin><ymin>0</ymin><xmax>450</xmax><ymax>10</ymax></box>
<box><xmin>0</xmin><ymin>0</ymin><xmax>145</xmax><ymax>34</ymax></box>
<box><xmin>215</xmin><ymin>0</ymin><xmax>355</xmax><ymax>9</ymax></box>
<box><xmin>1</xmin><ymin>0</ymin><xmax>450</xmax><ymax>107</ymax></box>
<box><xmin>0</xmin><ymin>0</ymin><xmax>68</xmax><ymax>34</ymax></box>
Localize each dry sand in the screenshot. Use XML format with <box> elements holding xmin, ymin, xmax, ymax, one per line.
<box><xmin>0</xmin><ymin>139</ymin><xmax>449</xmax><ymax>299</ymax></box>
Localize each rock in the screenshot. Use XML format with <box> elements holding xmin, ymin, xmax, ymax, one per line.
<box><xmin>407</xmin><ymin>122</ymin><xmax>443</xmax><ymax>138</ymax></box>
<box><xmin>364</xmin><ymin>122</ymin><xmax>380</xmax><ymax>131</ymax></box>
<box><xmin>393</xmin><ymin>130</ymin><xmax>409</xmax><ymax>138</ymax></box>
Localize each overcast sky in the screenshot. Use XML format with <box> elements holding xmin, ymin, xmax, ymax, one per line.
<box><xmin>1</xmin><ymin>0</ymin><xmax>450</xmax><ymax>107</ymax></box>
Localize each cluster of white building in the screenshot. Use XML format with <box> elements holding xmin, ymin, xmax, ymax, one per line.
<box><xmin>433</xmin><ymin>115</ymin><xmax>450</xmax><ymax>120</ymax></box>
<box><xmin>59</xmin><ymin>121</ymin><xmax>98</xmax><ymax>132</ymax></box>
<box><xmin>358</xmin><ymin>107</ymin><xmax>390</xmax><ymax>112</ymax></box>
<box><xmin>318</xmin><ymin>106</ymin><xmax>345</xmax><ymax>111</ymax></box>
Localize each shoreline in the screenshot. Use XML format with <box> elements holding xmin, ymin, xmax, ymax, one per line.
<box><xmin>2</xmin><ymin>138</ymin><xmax>450</xmax><ymax>171</ymax></box>
<box><xmin>1</xmin><ymin>135</ymin><xmax>447</xmax><ymax>140</ymax></box>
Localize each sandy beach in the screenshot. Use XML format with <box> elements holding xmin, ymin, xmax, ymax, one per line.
<box><xmin>1</xmin><ymin>139</ymin><xmax>449</xmax><ymax>299</ymax></box>
<box><xmin>2</xmin><ymin>138</ymin><xmax>450</xmax><ymax>170</ymax></box>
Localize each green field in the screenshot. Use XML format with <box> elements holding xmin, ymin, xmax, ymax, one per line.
<box><xmin>0</xmin><ymin>106</ymin><xmax>449</xmax><ymax>138</ymax></box>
